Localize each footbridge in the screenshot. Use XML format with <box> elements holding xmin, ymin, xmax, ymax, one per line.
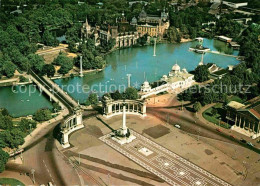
<box><xmin>30</xmin><ymin>70</ymin><xmax>84</xmax><ymax>148</ymax></box>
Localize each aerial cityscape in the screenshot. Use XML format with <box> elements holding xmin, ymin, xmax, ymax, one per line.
<box><xmin>0</xmin><ymin>0</ymin><xmax>259</xmax><ymax>185</ymax></box>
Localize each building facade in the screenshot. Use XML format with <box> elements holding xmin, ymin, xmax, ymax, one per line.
<box><xmin>135</xmin><ymin>8</ymin><xmax>170</xmax><ymax>38</ymax></box>
<box><xmin>226</xmin><ymin>97</ymin><xmax>260</xmax><ymax>139</ymax></box>
<box><xmin>140</xmin><ymin>63</ymin><xmax>194</xmax><ymax>99</ymax></box>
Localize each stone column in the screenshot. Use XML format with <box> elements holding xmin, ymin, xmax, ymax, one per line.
<box><xmin>143</xmin><ymin>104</ymin><xmax>146</xmax><ymax>115</ymax></box>
<box><xmin>242</xmin><ymin>119</ymin><xmax>246</xmax><ymax>128</ymax></box>
<box><xmin>238</xmin><ymin>116</ymin><xmax>241</xmax><ymax>127</ymax></box>
<box><xmin>108</xmin><ymin>104</ymin><xmax>112</xmax><ymax>114</ymax></box>
<box><xmin>122</xmin><ymin>105</ymin><xmax>127</xmax><ymax>135</ymax></box>
<box><xmin>252</xmin><ymin>123</ymin><xmax>255</xmax><ymax>133</ymax></box>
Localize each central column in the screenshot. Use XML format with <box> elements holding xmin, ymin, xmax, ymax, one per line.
<box><xmin>122</xmin><ymin>104</ymin><xmax>127</xmax><ymax>135</ymax></box>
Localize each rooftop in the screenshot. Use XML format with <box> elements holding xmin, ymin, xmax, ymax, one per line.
<box><xmin>227</xmin><ymin>101</ymin><xmax>245</xmax><ymax>110</ymax></box>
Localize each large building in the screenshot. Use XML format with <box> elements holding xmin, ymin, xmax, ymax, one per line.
<box><xmin>133</xmin><ymin>8</ymin><xmax>170</xmax><ymax>38</ymax></box>
<box><xmin>226</xmin><ymin>96</ymin><xmax>260</xmax><ymax>139</ymax></box>
<box><xmin>99</xmin><ymin>14</ymin><xmax>139</xmax><ymax>48</ymax></box>
<box><xmin>140</xmin><ymin>63</ymin><xmax>194</xmax><ymax>98</ymax></box>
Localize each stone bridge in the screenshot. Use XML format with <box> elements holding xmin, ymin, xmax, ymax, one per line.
<box><xmin>30</xmin><ymin>70</ymin><xmax>84</xmax><ymax>148</ymax></box>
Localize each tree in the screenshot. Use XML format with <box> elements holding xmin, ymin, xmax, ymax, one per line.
<box><xmin>27</xmin><ymin>54</ymin><xmax>45</xmax><ymax>73</ymax></box>
<box><xmin>194</xmin><ymin>65</ymin><xmax>210</xmax><ymax>82</ymax></box>
<box><xmin>0</xmin><ymin>129</ymin><xmax>25</xmax><ymax>149</ymax></box>
<box><xmin>34</xmin><ymin>108</ymin><xmax>52</xmax><ymax>121</ymax></box>
<box><xmin>52</xmin><ymin>102</ymin><xmax>61</xmax><ymax>112</ymax></box>
<box><xmin>137</xmin><ymin>34</ymin><xmax>148</xmax><ymax>46</ymax></box>
<box><xmin>124</xmin><ymin>87</ymin><xmax>139</xmax><ymax>100</ymax></box>
<box><xmin>94</xmin><ymin>56</ymin><xmax>106</xmax><ymax>69</ymax></box>
<box><xmin>193</xmin><ymin>101</ymin><xmax>202</xmax><ymax>113</ymax></box>
<box><xmin>0</xmin><ymin>114</ymin><xmax>13</xmax><ymax>130</ymax></box>
<box><xmin>19</xmin><ymin>76</ymin><xmax>28</xmax><ymax>83</ymax></box>
<box><xmin>211</xmin><ymin>107</ymin><xmax>218</xmax><ymax>116</ymax></box>
<box><xmin>111</xmin><ymin>90</ymin><xmax>122</xmax><ymax>100</ymax></box>
<box><xmin>54</xmin><ymin>53</ymin><xmax>73</xmax><ymax>75</ymax></box>
<box><xmin>42</xmin><ymin>64</ymin><xmax>55</xmax><ymax>77</ymax></box>
<box><xmin>42</xmin><ymin>30</ymin><xmax>59</xmax><ymax>46</ymax></box>
<box><xmin>18</xmin><ymin>119</ymin><xmax>37</xmax><ymax>132</ymax></box>
<box><xmin>86</xmin><ymin>93</ymin><xmax>99</xmax><ymax>106</ymax></box>
<box><xmin>0</xmin><ymin>108</ymin><xmax>9</xmax><ymax>116</ymax></box>
<box><xmin>3</xmin><ymin>61</ymin><xmax>16</xmax><ymax>78</ymax></box>
<box><xmin>0</xmin><ymin>149</ymin><xmax>9</xmax><ymax>173</ymax></box>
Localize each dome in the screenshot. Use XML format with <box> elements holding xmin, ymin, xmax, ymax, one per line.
<box><xmin>172</xmin><ymin>64</ymin><xmax>180</xmax><ymax>71</ymax></box>
<box><xmin>182</xmin><ymin>68</ymin><xmax>188</xmax><ymax>73</ymax></box>
<box><xmin>143</xmin><ymin>81</ymin><xmax>149</xmax><ymax>86</ymax></box>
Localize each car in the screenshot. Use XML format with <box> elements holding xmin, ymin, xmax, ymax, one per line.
<box><xmin>174</xmin><ymin>124</ymin><xmax>181</xmax><ymax>129</ymax></box>
<box><xmin>240</xmin><ymin>139</ymin><xmax>247</xmax><ymax>143</ymax></box>
<box><xmin>247</xmin><ymin>142</ymin><xmax>254</xmax><ymax>147</ymax></box>
<box><xmin>216</xmin><ymin>128</ymin><xmax>222</xmax><ymax>132</ymax></box>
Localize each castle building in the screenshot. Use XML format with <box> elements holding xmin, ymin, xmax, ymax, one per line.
<box><xmin>135</xmin><ymin>8</ymin><xmax>170</xmax><ymax>38</ymax></box>
<box><xmin>81</xmin><ymin>17</ymin><xmax>92</xmax><ymax>39</ymax></box>
<box><xmin>99</xmin><ymin>13</ymin><xmax>139</xmax><ymax>48</ymax></box>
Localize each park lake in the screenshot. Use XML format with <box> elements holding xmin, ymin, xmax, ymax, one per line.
<box><xmin>0</xmin><ymin>38</ymin><xmax>240</xmax><ymax>117</ymax></box>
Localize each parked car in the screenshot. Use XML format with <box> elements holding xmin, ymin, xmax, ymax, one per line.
<box><xmin>240</xmin><ymin>139</ymin><xmax>247</xmax><ymax>143</ymax></box>
<box><xmin>174</xmin><ymin>124</ymin><xmax>181</xmax><ymax>129</ymax></box>
<box><xmin>216</xmin><ymin>128</ymin><xmax>222</xmax><ymax>132</ymax></box>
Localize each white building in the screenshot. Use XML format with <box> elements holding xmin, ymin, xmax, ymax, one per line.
<box><xmin>140</xmin><ymin>63</ymin><xmax>194</xmax><ymax>99</ymax></box>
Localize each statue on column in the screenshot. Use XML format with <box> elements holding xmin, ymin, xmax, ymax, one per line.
<box><xmin>111</xmin><ymin>102</ymin><xmax>136</xmax><ymax>145</ymax></box>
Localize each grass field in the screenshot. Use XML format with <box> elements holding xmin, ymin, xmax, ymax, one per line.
<box><xmin>202</xmin><ymin>103</ymin><xmax>231</xmax><ymax>129</ymax></box>
<box><xmin>0</xmin><ymin>178</ymin><xmax>25</xmax><ymax>186</ymax></box>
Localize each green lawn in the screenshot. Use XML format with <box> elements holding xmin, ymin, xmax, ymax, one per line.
<box><xmin>0</xmin><ymin>178</ymin><xmax>25</xmax><ymax>186</ymax></box>
<box><xmin>202</xmin><ymin>103</ymin><xmax>231</xmax><ymax>129</ymax></box>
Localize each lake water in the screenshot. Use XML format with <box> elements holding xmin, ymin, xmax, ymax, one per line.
<box><xmin>0</xmin><ymin>84</ymin><xmax>53</xmax><ymax>117</ymax></box>
<box><xmin>0</xmin><ymin>38</ymin><xmax>240</xmax><ymax>116</ymax></box>
<box><xmin>54</xmin><ymin>39</ymin><xmax>240</xmax><ymax>103</ymax></box>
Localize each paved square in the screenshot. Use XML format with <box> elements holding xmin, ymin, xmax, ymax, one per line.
<box><xmin>99</xmin><ymin>130</ymin><xmax>231</xmax><ymax>186</ymax></box>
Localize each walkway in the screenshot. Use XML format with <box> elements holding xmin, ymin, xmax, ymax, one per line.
<box><xmin>100</xmin><ymin>130</ymin><xmax>231</xmax><ymax>186</ymax></box>
<box><xmin>205</xmin><ymin>51</ymin><xmax>239</xmax><ymax>58</ymax></box>
<box><xmin>36</xmin><ymin>44</ymin><xmax>68</xmax><ymax>55</ymax></box>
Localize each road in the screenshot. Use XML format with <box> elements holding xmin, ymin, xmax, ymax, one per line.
<box><xmin>6</xmin><ymin>121</ymin><xmax>81</xmax><ymax>185</ymax></box>
<box><xmin>147</xmin><ymin>106</ymin><xmax>260</xmax><ymax>154</ymax></box>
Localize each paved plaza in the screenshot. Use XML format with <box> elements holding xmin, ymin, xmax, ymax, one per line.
<box><xmin>99</xmin><ymin>130</ymin><xmax>231</xmax><ymax>186</ymax></box>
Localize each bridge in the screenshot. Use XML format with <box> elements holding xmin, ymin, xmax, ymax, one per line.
<box><xmin>30</xmin><ymin>70</ymin><xmax>84</xmax><ymax>148</ymax></box>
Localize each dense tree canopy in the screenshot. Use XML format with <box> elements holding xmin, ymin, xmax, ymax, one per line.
<box><xmin>53</xmin><ymin>53</ymin><xmax>73</xmax><ymax>75</ymax></box>
<box><xmin>34</xmin><ymin>108</ymin><xmax>52</xmax><ymax>121</ymax></box>
<box><xmin>0</xmin><ymin>149</ymin><xmax>9</xmax><ymax>173</ymax></box>
<box><xmin>194</xmin><ymin>65</ymin><xmax>210</xmax><ymax>82</ymax></box>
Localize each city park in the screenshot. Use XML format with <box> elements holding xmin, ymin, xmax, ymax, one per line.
<box><xmin>1</xmin><ymin>35</ymin><xmax>259</xmax><ymax>185</ymax></box>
